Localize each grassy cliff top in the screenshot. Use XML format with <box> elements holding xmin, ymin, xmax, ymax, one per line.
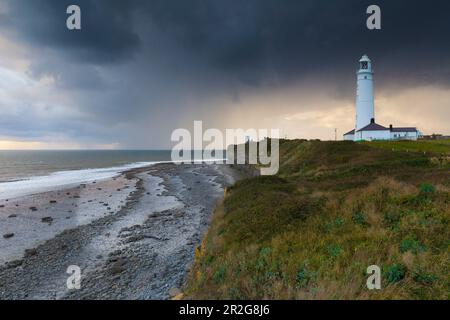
<box><xmin>363</xmin><ymin>139</ymin><xmax>450</xmax><ymax>155</ymax></box>
<box><xmin>185</xmin><ymin>139</ymin><xmax>450</xmax><ymax>299</ymax></box>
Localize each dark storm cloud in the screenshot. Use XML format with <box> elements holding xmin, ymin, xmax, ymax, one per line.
<box><xmin>6</xmin><ymin>0</ymin><xmax>450</xmax><ymax>86</ymax></box>
<box><xmin>138</xmin><ymin>0</ymin><xmax>450</xmax><ymax>90</ymax></box>
<box><xmin>139</xmin><ymin>0</ymin><xmax>450</xmax><ymax>87</ymax></box>
<box><xmin>3</xmin><ymin>0</ymin><xmax>141</xmax><ymax>64</ymax></box>
<box><xmin>1</xmin><ymin>0</ymin><xmax>450</xmax><ymax>147</ymax></box>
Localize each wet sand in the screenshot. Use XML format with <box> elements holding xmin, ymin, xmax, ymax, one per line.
<box><xmin>0</xmin><ymin>163</ymin><xmax>241</xmax><ymax>300</ymax></box>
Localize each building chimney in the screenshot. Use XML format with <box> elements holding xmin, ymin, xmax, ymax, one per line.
<box><xmin>389</xmin><ymin>124</ymin><xmax>393</xmax><ymax>130</ymax></box>
<box><xmin>370</xmin><ymin>118</ymin><xmax>375</xmax><ymax>124</ymax></box>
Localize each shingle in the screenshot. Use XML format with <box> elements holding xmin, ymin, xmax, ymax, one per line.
<box><xmin>390</xmin><ymin>127</ymin><xmax>417</xmax><ymax>133</ymax></box>
<box><xmin>356</xmin><ymin>122</ymin><xmax>387</xmax><ymax>132</ymax></box>
<box><xmin>344</xmin><ymin>129</ymin><xmax>355</xmax><ymax>135</ymax></box>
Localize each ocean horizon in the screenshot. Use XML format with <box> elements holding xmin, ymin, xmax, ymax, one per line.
<box><xmin>0</xmin><ymin>150</ymin><xmax>225</xmax><ymax>201</ymax></box>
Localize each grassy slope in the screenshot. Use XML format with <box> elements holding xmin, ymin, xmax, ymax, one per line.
<box><xmin>186</xmin><ymin>140</ymin><xmax>450</xmax><ymax>299</ymax></box>
<box><xmin>363</xmin><ymin>139</ymin><xmax>450</xmax><ymax>154</ymax></box>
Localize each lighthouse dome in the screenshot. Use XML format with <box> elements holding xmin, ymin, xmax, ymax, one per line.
<box><xmin>359</xmin><ymin>54</ymin><xmax>371</xmax><ymax>62</ymax></box>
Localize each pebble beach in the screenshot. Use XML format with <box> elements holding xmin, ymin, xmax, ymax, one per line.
<box><xmin>0</xmin><ymin>163</ymin><xmax>240</xmax><ymax>299</ymax></box>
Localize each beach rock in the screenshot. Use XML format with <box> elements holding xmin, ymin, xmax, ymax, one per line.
<box><xmin>124</xmin><ymin>235</ymin><xmax>145</xmax><ymax>243</ymax></box>
<box><xmin>8</xmin><ymin>214</ymin><xmax>17</xmax><ymax>218</ymax></box>
<box><xmin>24</xmin><ymin>248</ymin><xmax>38</xmax><ymax>257</ymax></box>
<box><xmin>109</xmin><ymin>249</ymin><xmax>122</xmax><ymax>261</ymax></box>
<box><xmin>29</xmin><ymin>207</ymin><xmax>38</xmax><ymax>212</ymax></box>
<box><xmin>169</xmin><ymin>287</ymin><xmax>182</xmax><ymax>297</ymax></box>
<box><xmin>144</xmin><ymin>234</ymin><xmax>168</xmax><ymax>241</ymax></box>
<box><xmin>41</xmin><ymin>217</ymin><xmax>54</xmax><ymax>224</ymax></box>
<box><xmin>0</xmin><ymin>205</ymin><xmax>5</xmax><ymax>208</ymax></box>
<box><xmin>49</xmin><ymin>200</ymin><xmax>57</xmax><ymax>204</ymax></box>
<box><xmin>109</xmin><ymin>260</ymin><xmax>126</xmax><ymax>275</ymax></box>
<box><xmin>3</xmin><ymin>233</ymin><xmax>14</xmax><ymax>239</ymax></box>
<box><xmin>121</xmin><ymin>225</ymin><xmax>141</xmax><ymax>232</ymax></box>
<box><xmin>174</xmin><ymin>212</ymin><xmax>184</xmax><ymax>218</ymax></box>
<box><xmin>5</xmin><ymin>259</ymin><xmax>22</xmax><ymax>269</ymax></box>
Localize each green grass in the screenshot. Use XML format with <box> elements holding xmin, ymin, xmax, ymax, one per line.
<box><xmin>185</xmin><ymin>140</ymin><xmax>450</xmax><ymax>300</ymax></box>
<box><xmin>363</xmin><ymin>139</ymin><xmax>450</xmax><ymax>155</ymax></box>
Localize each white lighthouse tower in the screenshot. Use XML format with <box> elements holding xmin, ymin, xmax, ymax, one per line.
<box><xmin>355</xmin><ymin>54</ymin><xmax>375</xmax><ymax>131</ymax></box>
<box><xmin>343</xmin><ymin>55</ymin><xmax>421</xmax><ymax>141</ymax></box>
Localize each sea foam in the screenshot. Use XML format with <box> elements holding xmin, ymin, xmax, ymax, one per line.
<box><xmin>0</xmin><ymin>159</ymin><xmax>225</xmax><ymax>201</ymax></box>
<box><xmin>0</xmin><ymin>162</ymin><xmax>156</xmax><ymax>201</ymax></box>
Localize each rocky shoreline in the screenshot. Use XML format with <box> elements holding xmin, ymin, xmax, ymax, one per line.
<box><xmin>0</xmin><ymin>163</ymin><xmax>241</xmax><ymax>300</ymax></box>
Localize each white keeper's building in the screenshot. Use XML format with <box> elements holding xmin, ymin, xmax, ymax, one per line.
<box><xmin>343</xmin><ymin>55</ymin><xmax>422</xmax><ymax>141</ymax></box>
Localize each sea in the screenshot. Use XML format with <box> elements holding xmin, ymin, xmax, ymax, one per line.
<box><xmin>0</xmin><ymin>150</ymin><xmax>222</xmax><ymax>201</ymax></box>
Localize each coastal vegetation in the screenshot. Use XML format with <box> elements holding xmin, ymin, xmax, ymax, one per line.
<box><xmin>363</xmin><ymin>139</ymin><xmax>450</xmax><ymax>155</ymax></box>
<box><xmin>185</xmin><ymin>139</ymin><xmax>450</xmax><ymax>299</ymax></box>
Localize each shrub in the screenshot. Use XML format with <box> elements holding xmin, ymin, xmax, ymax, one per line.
<box><xmin>383</xmin><ymin>211</ymin><xmax>401</xmax><ymax>229</ymax></box>
<box><xmin>296</xmin><ymin>264</ymin><xmax>317</xmax><ymax>288</ymax></box>
<box><xmin>352</xmin><ymin>211</ymin><xmax>368</xmax><ymax>226</ymax></box>
<box><xmin>259</xmin><ymin>247</ymin><xmax>272</xmax><ymax>257</ymax></box>
<box><xmin>213</xmin><ymin>265</ymin><xmax>227</xmax><ymax>284</ymax></box>
<box><xmin>413</xmin><ymin>270</ymin><xmax>438</xmax><ymax>285</ymax></box>
<box><xmin>324</xmin><ymin>217</ymin><xmax>344</xmax><ymax>232</ymax></box>
<box><xmin>204</xmin><ymin>255</ymin><xmax>215</xmax><ymax>266</ymax></box>
<box><xmin>227</xmin><ymin>287</ymin><xmax>244</xmax><ymax>299</ymax></box>
<box><xmin>419</xmin><ymin>183</ymin><xmax>436</xmax><ymax>194</ymax></box>
<box><xmin>327</xmin><ymin>244</ymin><xmax>342</xmax><ymax>259</ymax></box>
<box><xmin>385</xmin><ymin>263</ymin><xmax>406</xmax><ymax>283</ymax></box>
<box><xmin>256</xmin><ymin>247</ymin><xmax>272</xmax><ymax>271</ymax></box>
<box><xmin>399</xmin><ymin>236</ymin><xmax>426</xmax><ymax>254</ymax></box>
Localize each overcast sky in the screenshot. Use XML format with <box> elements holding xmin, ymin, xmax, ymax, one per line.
<box><xmin>0</xmin><ymin>0</ymin><xmax>449</xmax><ymax>149</ymax></box>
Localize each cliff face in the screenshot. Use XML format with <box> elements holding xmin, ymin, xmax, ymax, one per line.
<box><xmin>185</xmin><ymin>139</ymin><xmax>450</xmax><ymax>300</ymax></box>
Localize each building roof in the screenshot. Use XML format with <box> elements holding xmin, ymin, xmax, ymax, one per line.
<box><xmin>356</xmin><ymin>122</ymin><xmax>388</xmax><ymax>132</ymax></box>
<box><xmin>359</xmin><ymin>54</ymin><xmax>371</xmax><ymax>62</ymax></box>
<box><xmin>343</xmin><ymin>129</ymin><xmax>355</xmax><ymax>136</ymax></box>
<box><xmin>390</xmin><ymin>127</ymin><xmax>418</xmax><ymax>133</ymax></box>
